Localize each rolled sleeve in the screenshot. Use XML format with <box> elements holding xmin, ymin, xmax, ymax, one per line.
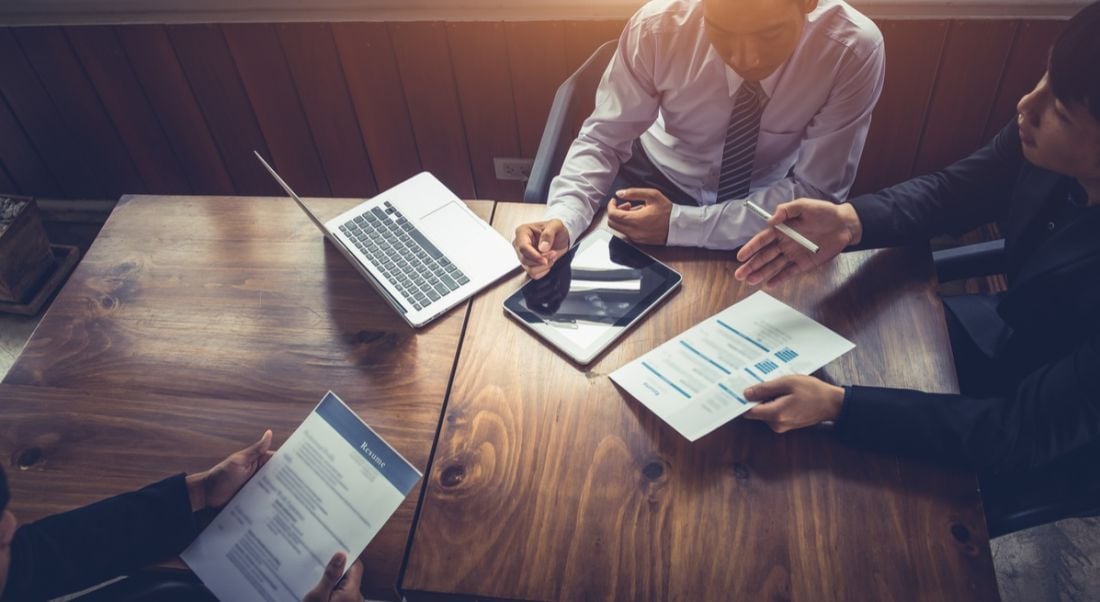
<box><xmin>544</xmin><ymin>11</ymin><xmax>661</xmax><ymax>245</ymax></box>
<box><xmin>543</xmin><ymin>199</ymin><xmax>595</xmax><ymax>246</ymax></box>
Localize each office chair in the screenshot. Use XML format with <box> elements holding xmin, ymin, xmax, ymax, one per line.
<box><xmin>75</xmin><ymin>572</ymin><xmax>217</xmax><ymax>602</ymax></box>
<box><xmin>931</xmin><ymin>238</ymin><xmax>1006</xmax><ymax>283</ymax></box>
<box><xmin>933</xmin><ymin>237</ymin><xmax>1100</xmax><ymax>537</ymax></box>
<box><xmin>523</xmin><ymin>40</ymin><xmax>617</xmax><ymax>204</ymax></box>
<box><xmin>981</xmin><ymin>441</ymin><xmax>1100</xmax><ymax>538</ymax></box>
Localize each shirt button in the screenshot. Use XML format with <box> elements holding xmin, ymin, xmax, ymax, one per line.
<box><xmin>1047</xmin><ymin>221</ymin><xmax>1056</xmax><ymax>231</ymax></box>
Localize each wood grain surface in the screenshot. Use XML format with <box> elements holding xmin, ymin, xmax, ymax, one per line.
<box><xmin>505</xmin><ymin>22</ymin><xmax>570</xmax><ymax>159</ymax></box>
<box><xmin>2</xmin><ymin>196</ymin><xmax>494</xmax><ymax>600</ymax></box>
<box><xmin>13</xmin><ymin>26</ymin><xmax>146</xmax><ymax>198</ymax></box>
<box><xmin>0</xmin><ymin>19</ymin><xmax>1066</xmax><ymax>204</ymax></box>
<box><xmin>0</xmin><ymin>80</ymin><xmax>58</xmax><ymax>196</ymax></box>
<box><xmin>66</xmin><ymin>25</ymin><xmax>192</xmax><ymax>195</ymax></box>
<box><xmin>167</xmin><ymin>25</ymin><xmax>282</xmax><ymax>196</ymax></box>
<box><xmin>114</xmin><ymin>25</ymin><xmax>236</xmax><ymax>196</ymax></box>
<box><xmin>330</xmin><ymin>22</ymin><xmax>423</xmax><ymax>193</ymax></box>
<box><xmin>448</xmin><ymin>22</ymin><xmax>526</xmax><ymax>202</ymax></box>
<box><xmin>912</xmin><ymin>20</ymin><xmax>1018</xmax><ymax>175</ymax></box>
<box><xmin>850</xmin><ymin>20</ymin><xmax>948</xmax><ymax>196</ymax></box>
<box><xmin>388</xmin><ymin>22</ymin><xmax>478</xmax><ymax>200</ymax></box>
<box><xmin>402</xmin><ymin>203</ymin><xmax>998</xmax><ymax>601</ymax></box>
<box><xmin>0</xmin><ymin>27</ymin><xmax>108</xmax><ymax>198</ymax></box>
<box><xmin>277</xmin><ymin>22</ymin><xmax>379</xmax><ymax>198</ymax></box>
<box><xmin>223</xmin><ymin>22</ymin><xmax>333</xmax><ymax>198</ymax></box>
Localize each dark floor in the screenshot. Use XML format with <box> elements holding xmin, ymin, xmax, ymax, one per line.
<box><xmin>993</xmin><ymin>519</ymin><xmax>1100</xmax><ymax>601</ymax></box>
<box><xmin>0</xmin><ymin>213</ymin><xmax>1095</xmax><ymax>602</ymax></box>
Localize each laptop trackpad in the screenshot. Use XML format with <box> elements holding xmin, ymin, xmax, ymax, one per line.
<box><xmin>418</xmin><ymin>202</ymin><xmax>486</xmax><ymax>248</ymax></box>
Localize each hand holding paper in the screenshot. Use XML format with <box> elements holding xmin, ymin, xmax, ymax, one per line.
<box><xmin>304</xmin><ymin>552</ymin><xmax>364</xmax><ymax>602</ymax></box>
<box><xmin>609</xmin><ymin>292</ymin><xmax>854</xmax><ymax>441</ymax></box>
<box><xmin>185</xmin><ymin>430</ymin><xmax>275</xmax><ymax>511</ymax></box>
<box><xmin>742</xmin><ymin>374</ymin><xmax>846</xmax><ymax>433</ymax></box>
<box><xmin>183</xmin><ymin>392</ymin><xmax>421</xmax><ymax>602</ymax></box>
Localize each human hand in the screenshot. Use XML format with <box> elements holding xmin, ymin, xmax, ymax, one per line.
<box><xmin>742</xmin><ymin>375</ymin><xmax>845</xmax><ymax>433</ymax></box>
<box><xmin>607</xmin><ymin>188</ymin><xmax>673</xmax><ymax>245</ymax></box>
<box><xmin>303</xmin><ymin>552</ymin><xmax>364</xmax><ymax>602</ymax></box>
<box><xmin>513</xmin><ymin>219</ymin><xmax>570</xmax><ymax>280</ymax></box>
<box><xmin>734</xmin><ymin>199</ymin><xmax>863</xmax><ymax>287</ymax></box>
<box><xmin>185</xmin><ymin>430</ymin><xmax>274</xmax><ymax>511</ymax></box>
<box><xmin>522</xmin><ymin>249</ymin><xmax>572</xmax><ymax>315</ymax></box>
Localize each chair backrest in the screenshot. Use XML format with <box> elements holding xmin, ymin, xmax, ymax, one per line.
<box><xmin>931</xmin><ymin>238</ymin><xmax>1006</xmax><ymax>282</ymax></box>
<box><xmin>523</xmin><ymin>40</ymin><xmax>618</xmax><ymax>204</ymax></box>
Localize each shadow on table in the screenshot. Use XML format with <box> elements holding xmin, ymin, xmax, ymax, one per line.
<box><xmin>322</xmin><ymin>240</ymin><xmax>417</xmax><ymax>365</ymax></box>
<box><xmin>811</xmin><ymin>246</ymin><xmax>934</xmax><ymax>341</ymax></box>
<box><xmin>614</xmin><ymin>351</ymin><xmax>973</xmax><ymax>515</ymax></box>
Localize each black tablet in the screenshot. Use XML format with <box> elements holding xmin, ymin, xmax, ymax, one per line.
<box><xmin>503</xmin><ymin>229</ymin><xmax>682</xmax><ymax>365</ymax></box>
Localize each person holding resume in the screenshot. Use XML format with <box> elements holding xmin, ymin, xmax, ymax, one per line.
<box><xmin>731</xmin><ymin>1</ymin><xmax>1100</xmax><ymax>536</ymax></box>
<box><xmin>0</xmin><ymin>431</ymin><xmax>363</xmax><ymax>601</ymax></box>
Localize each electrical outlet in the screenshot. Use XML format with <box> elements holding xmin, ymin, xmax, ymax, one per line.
<box><xmin>494</xmin><ymin>157</ymin><xmax>535</xmax><ymax>181</ymax></box>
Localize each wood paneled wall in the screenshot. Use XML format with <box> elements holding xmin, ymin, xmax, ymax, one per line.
<box><xmin>0</xmin><ymin>19</ymin><xmax>1065</xmax><ymax>203</ymax></box>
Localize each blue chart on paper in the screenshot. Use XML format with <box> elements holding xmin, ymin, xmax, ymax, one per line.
<box><xmin>754</xmin><ymin>359</ymin><xmax>779</xmax><ymax>374</ymax></box>
<box><xmin>775</xmin><ymin>348</ymin><xmax>799</xmax><ymax>363</ymax></box>
<box><xmin>717</xmin><ymin>319</ymin><xmax>770</xmax><ymax>353</ymax></box>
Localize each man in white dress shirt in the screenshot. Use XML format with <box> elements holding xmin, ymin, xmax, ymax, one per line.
<box><xmin>513</xmin><ymin>0</ymin><xmax>885</xmax><ymax>279</ymax></box>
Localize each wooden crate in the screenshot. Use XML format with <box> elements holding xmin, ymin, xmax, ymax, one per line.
<box><xmin>0</xmin><ymin>196</ymin><xmax>55</xmax><ymax>303</ymax></box>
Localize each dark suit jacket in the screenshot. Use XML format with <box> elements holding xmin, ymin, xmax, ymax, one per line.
<box><xmin>833</xmin><ymin>121</ymin><xmax>1100</xmax><ymax>475</ymax></box>
<box><xmin>2</xmin><ymin>474</ymin><xmax>199</xmax><ymax>601</ymax></box>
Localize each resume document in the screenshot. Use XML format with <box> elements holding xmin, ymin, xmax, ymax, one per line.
<box><xmin>182</xmin><ymin>392</ymin><xmax>421</xmax><ymax>601</ymax></box>
<box><xmin>611</xmin><ymin>292</ymin><xmax>855</xmax><ymax>441</ymax></box>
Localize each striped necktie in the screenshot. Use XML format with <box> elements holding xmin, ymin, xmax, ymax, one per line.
<box><xmin>716</xmin><ymin>80</ymin><xmax>768</xmax><ymax>202</ymax></box>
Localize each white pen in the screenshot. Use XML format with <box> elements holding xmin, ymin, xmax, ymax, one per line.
<box><xmin>744</xmin><ymin>200</ymin><xmax>820</xmax><ymax>254</ymax></box>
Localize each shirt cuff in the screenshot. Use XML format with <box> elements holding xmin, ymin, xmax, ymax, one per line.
<box><xmin>163</xmin><ymin>473</ymin><xmax>202</xmax><ymax>523</ymax></box>
<box><xmin>832</xmin><ymin>385</ymin><xmax>887</xmax><ymax>445</ymax></box>
<box><xmin>542</xmin><ymin>201</ymin><xmax>591</xmax><ymax>247</ymax></box>
<box><xmin>834</xmin><ymin>386</ymin><xmax>856</xmax><ymax>430</ymax></box>
<box><xmin>667</xmin><ymin>205</ymin><xmax>708</xmax><ymax>247</ymax></box>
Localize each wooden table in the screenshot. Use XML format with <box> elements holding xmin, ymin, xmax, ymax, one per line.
<box><xmin>0</xmin><ymin>197</ymin><xmax>999</xmax><ymax>600</ymax></box>
<box><xmin>0</xmin><ymin>194</ymin><xmax>492</xmax><ymax>600</ymax></box>
<box><xmin>401</xmin><ymin>203</ymin><xmax>999</xmax><ymax>600</ymax></box>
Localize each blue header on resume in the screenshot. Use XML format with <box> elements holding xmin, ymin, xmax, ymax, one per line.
<box><xmin>315</xmin><ymin>391</ymin><xmax>422</xmax><ymax>496</ymax></box>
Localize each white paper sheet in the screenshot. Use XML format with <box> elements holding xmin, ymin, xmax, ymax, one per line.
<box><xmin>610</xmin><ymin>291</ymin><xmax>855</xmax><ymax>441</ymax></box>
<box><xmin>182</xmin><ymin>392</ymin><xmax>421</xmax><ymax>602</ymax></box>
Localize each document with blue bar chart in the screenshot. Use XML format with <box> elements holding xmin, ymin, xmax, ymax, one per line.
<box><xmin>181</xmin><ymin>392</ymin><xmax>421</xmax><ymax>601</ymax></box>
<box><xmin>610</xmin><ymin>292</ymin><xmax>854</xmax><ymax>441</ymax></box>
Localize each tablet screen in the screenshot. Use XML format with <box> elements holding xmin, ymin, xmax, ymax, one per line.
<box><xmin>504</xmin><ymin>230</ymin><xmax>681</xmax><ymax>362</ymax></box>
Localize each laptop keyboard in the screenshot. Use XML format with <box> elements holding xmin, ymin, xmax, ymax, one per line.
<box><xmin>338</xmin><ymin>201</ymin><xmax>470</xmax><ymax>312</ymax></box>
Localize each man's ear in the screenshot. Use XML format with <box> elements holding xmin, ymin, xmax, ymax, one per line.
<box><xmin>799</xmin><ymin>0</ymin><xmax>820</xmax><ymax>15</ymax></box>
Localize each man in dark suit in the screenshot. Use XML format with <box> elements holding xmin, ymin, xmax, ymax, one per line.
<box><xmin>730</xmin><ymin>1</ymin><xmax>1100</xmax><ymax>535</ymax></box>
<box><xmin>0</xmin><ymin>431</ymin><xmax>363</xmax><ymax>601</ymax></box>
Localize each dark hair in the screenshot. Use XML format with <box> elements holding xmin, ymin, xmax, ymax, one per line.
<box><xmin>1049</xmin><ymin>1</ymin><xmax>1100</xmax><ymax>121</ymax></box>
<box><xmin>0</xmin><ymin>465</ymin><xmax>8</xmax><ymax>515</ymax></box>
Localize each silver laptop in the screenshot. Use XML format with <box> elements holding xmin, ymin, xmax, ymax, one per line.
<box><xmin>255</xmin><ymin>151</ymin><xmax>519</xmax><ymax>327</ymax></box>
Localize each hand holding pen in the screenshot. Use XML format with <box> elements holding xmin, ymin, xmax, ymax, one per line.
<box><xmin>734</xmin><ymin>199</ymin><xmax>864</xmax><ymax>287</ymax></box>
<box><xmin>744</xmin><ymin>200</ymin><xmax>820</xmax><ymax>254</ymax></box>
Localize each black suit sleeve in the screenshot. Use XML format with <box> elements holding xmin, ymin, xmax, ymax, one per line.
<box><xmin>849</xmin><ymin>121</ymin><xmax>1023</xmax><ymax>249</ymax></box>
<box><xmin>2</xmin><ymin>474</ymin><xmax>199</xmax><ymax>601</ymax></box>
<box><xmin>834</xmin><ymin>331</ymin><xmax>1100</xmax><ymax>474</ymax></box>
